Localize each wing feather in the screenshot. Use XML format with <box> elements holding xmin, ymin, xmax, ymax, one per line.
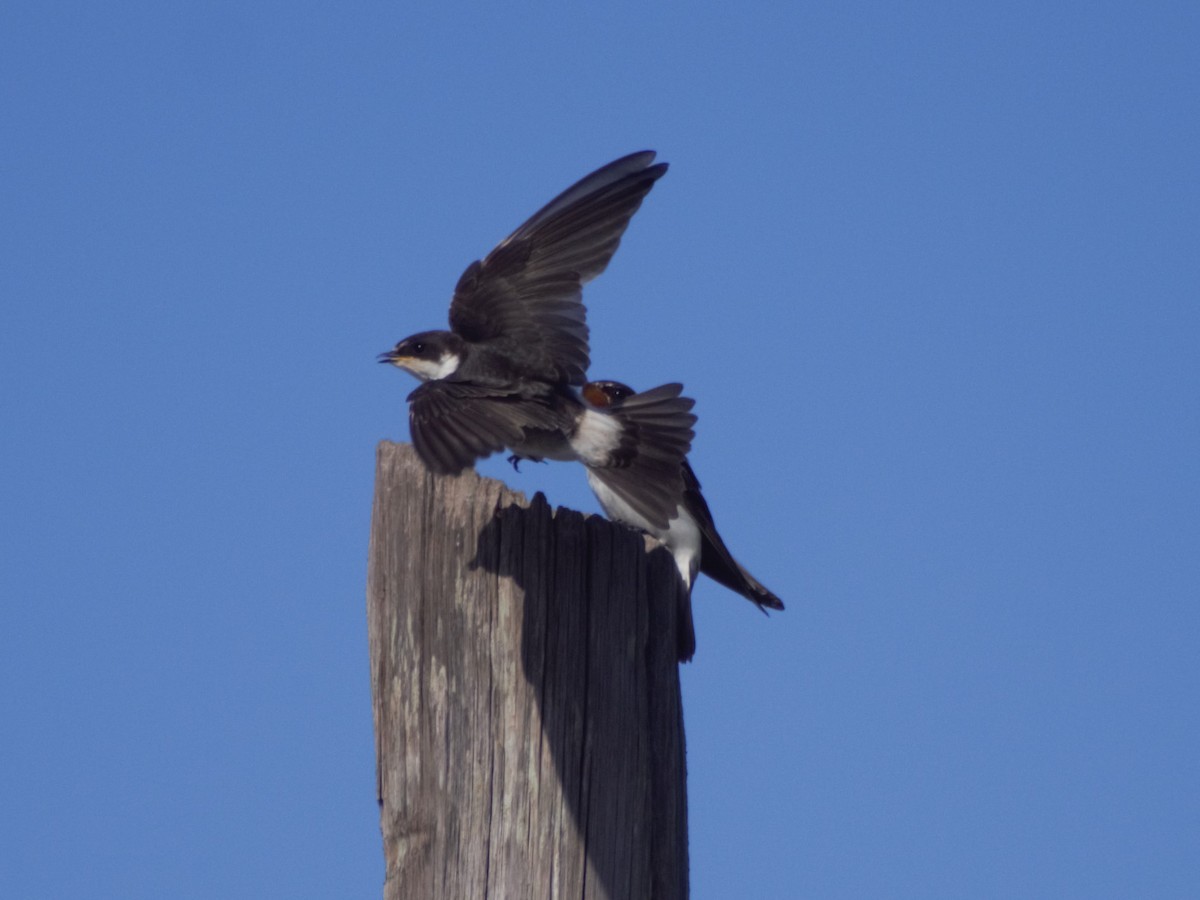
<box><xmin>449</xmin><ymin>152</ymin><xmax>668</xmax><ymax>384</ymax></box>
<box><xmin>407</xmin><ymin>380</ymin><xmax>564</xmax><ymax>474</ymax></box>
<box><xmin>584</xmin><ymin>383</ymin><xmax>696</xmax><ymax>530</ymax></box>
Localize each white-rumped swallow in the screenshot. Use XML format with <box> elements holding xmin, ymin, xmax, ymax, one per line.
<box><xmin>581</xmin><ymin>380</ymin><xmax>785</xmax><ymax>614</ymax></box>
<box><xmin>380</xmin><ymin>152</ymin><xmax>695</xmax><ymax>530</ymax></box>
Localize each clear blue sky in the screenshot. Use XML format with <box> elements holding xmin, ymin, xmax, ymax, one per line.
<box><xmin>3</xmin><ymin>3</ymin><xmax>1197</xmax><ymax>897</ymax></box>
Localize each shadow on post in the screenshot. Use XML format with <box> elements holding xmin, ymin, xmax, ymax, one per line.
<box><xmin>470</xmin><ymin>495</ymin><xmax>689</xmax><ymax>900</ymax></box>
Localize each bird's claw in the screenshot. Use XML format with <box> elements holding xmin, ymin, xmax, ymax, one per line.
<box><xmin>507</xmin><ymin>454</ymin><xmax>547</xmax><ymax>472</ymax></box>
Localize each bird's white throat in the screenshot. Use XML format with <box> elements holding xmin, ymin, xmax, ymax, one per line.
<box><xmin>570</xmin><ymin>408</ymin><xmax>624</xmax><ymax>466</ymax></box>
<box><xmin>402</xmin><ymin>352</ymin><xmax>461</xmax><ymax>382</ymax></box>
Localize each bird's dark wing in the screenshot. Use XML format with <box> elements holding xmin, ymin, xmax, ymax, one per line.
<box><xmin>684</xmin><ymin>462</ymin><xmax>785</xmax><ymax>611</ymax></box>
<box><xmin>587</xmin><ymin>463</ymin><xmax>687</xmax><ymax>534</ymax></box>
<box><xmin>585</xmin><ymin>383</ymin><xmax>696</xmax><ymax>531</ymax></box>
<box><xmin>407</xmin><ymin>380</ymin><xmax>565</xmax><ymax>475</ymax></box>
<box><xmin>449</xmin><ymin>151</ymin><xmax>668</xmax><ymax>385</ymax></box>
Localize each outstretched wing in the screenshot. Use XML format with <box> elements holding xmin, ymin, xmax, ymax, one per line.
<box><xmin>584</xmin><ymin>383</ymin><xmax>696</xmax><ymax>531</ymax></box>
<box><xmin>449</xmin><ymin>151</ymin><xmax>668</xmax><ymax>385</ymax></box>
<box><xmin>407</xmin><ymin>380</ymin><xmax>566</xmax><ymax>475</ymax></box>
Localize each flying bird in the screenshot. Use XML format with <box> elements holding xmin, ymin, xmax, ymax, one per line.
<box><xmin>380</xmin><ymin>152</ymin><xmax>695</xmax><ymax>530</ymax></box>
<box><xmin>581</xmin><ymin>380</ymin><xmax>785</xmax><ymax>614</ymax></box>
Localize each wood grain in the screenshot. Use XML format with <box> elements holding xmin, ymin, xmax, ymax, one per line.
<box><xmin>367</xmin><ymin>441</ymin><xmax>689</xmax><ymax>900</ymax></box>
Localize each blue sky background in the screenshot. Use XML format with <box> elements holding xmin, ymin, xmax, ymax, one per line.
<box><xmin>3</xmin><ymin>2</ymin><xmax>1198</xmax><ymax>897</ymax></box>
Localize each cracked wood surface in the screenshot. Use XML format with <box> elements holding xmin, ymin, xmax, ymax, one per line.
<box><xmin>367</xmin><ymin>441</ymin><xmax>689</xmax><ymax>900</ymax></box>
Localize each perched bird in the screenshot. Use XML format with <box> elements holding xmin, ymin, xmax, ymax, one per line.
<box><xmin>581</xmin><ymin>380</ymin><xmax>785</xmax><ymax>614</ymax></box>
<box><xmin>380</xmin><ymin>151</ymin><xmax>695</xmax><ymax>530</ymax></box>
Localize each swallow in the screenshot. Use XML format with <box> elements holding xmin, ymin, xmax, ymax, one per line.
<box><xmin>581</xmin><ymin>380</ymin><xmax>785</xmax><ymax>614</ymax></box>
<box><xmin>380</xmin><ymin>151</ymin><xmax>695</xmax><ymax>530</ymax></box>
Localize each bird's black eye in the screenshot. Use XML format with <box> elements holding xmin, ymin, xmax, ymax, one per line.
<box><xmin>412</xmin><ymin>341</ymin><xmax>425</xmax><ymax>354</ymax></box>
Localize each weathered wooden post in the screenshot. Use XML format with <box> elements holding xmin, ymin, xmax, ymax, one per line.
<box><xmin>367</xmin><ymin>441</ymin><xmax>690</xmax><ymax>900</ymax></box>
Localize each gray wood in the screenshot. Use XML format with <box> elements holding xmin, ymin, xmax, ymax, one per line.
<box><xmin>367</xmin><ymin>441</ymin><xmax>689</xmax><ymax>900</ymax></box>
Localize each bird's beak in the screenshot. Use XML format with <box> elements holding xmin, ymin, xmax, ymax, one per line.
<box><xmin>377</xmin><ymin>350</ymin><xmax>398</xmax><ymax>365</ymax></box>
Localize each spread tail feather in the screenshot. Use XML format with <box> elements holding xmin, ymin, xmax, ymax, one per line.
<box><xmin>586</xmin><ymin>383</ymin><xmax>696</xmax><ymax>532</ymax></box>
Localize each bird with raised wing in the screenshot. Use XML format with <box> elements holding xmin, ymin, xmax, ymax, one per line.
<box><xmin>380</xmin><ymin>152</ymin><xmax>695</xmax><ymax>531</ymax></box>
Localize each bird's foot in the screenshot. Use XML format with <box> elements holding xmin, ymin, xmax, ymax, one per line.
<box><xmin>507</xmin><ymin>454</ymin><xmax>547</xmax><ymax>472</ymax></box>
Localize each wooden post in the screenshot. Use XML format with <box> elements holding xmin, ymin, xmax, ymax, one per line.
<box><xmin>367</xmin><ymin>441</ymin><xmax>690</xmax><ymax>900</ymax></box>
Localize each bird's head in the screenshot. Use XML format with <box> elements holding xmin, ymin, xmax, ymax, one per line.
<box><xmin>581</xmin><ymin>379</ymin><xmax>637</xmax><ymax>409</ymax></box>
<box><xmin>377</xmin><ymin>331</ymin><xmax>463</xmax><ymax>382</ymax></box>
